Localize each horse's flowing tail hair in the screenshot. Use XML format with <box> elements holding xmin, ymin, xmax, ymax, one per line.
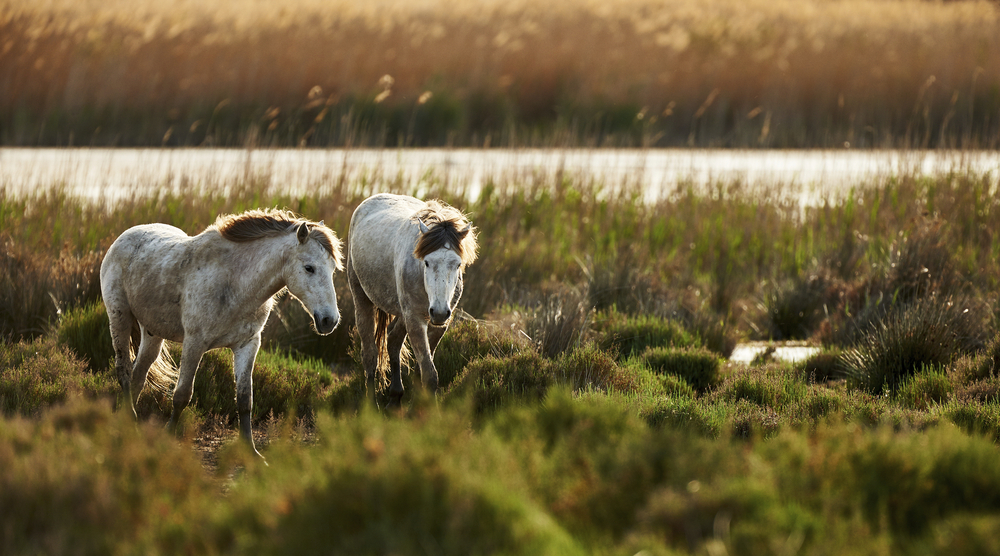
<box><xmin>371</xmin><ymin>307</ymin><xmax>392</xmax><ymax>391</ymax></box>
<box><xmin>370</xmin><ymin>309</ymin><xmax>412</xmax><ymax>393</ymax></box>
<box><xmin>128</xmin><ymin>325</ymin><xmax>179</xmax><ymax>395</ymax></box>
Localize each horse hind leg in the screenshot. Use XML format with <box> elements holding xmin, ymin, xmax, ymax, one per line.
<box><xmin>130</xmin><ymin>324</ymin><xmax>165</xmax><ymax>412</ymax></box>
<box><xmin>386</xmin><ymin>316</ymin><xmax>408</xmax><ymax>409</ymax></box>
<box><xmin>348</xmin><ymin>265</ymin><xmax>384</xmax><ymax>405</ymax></box>
<box><xmin>107</xmin><ymin>306</ymin><xmax>138</xmax><ymax>418</ymax></box>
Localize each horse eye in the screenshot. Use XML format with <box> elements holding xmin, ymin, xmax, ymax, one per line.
<box><xmin>424</xmin><ymin>261</ymin><xmax>429</xmax><ymax>268</ymax></box>
<box><xmin>305</xmin><ymin>265</ymin><xmax>316</xmax><ymax>274</ymax></box>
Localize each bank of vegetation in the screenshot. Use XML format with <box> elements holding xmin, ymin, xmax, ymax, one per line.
<box><xmin>3</xmin><ymin>166</ymin><xmax>1000</xmax><ymax>553</ymax></box>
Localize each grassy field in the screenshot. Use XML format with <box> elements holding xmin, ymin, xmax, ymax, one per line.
<box><xmin>3</xmin><ymin>0</ymin><xmax>1000</xmax><ymax>147</ymax></box>
<box><xmin>4</xmin><ymin>163</ymin><xmax>1000</xmax><ymax>553</ymax></box>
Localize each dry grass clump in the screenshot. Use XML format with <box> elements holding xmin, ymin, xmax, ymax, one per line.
<box><xmin>3</xmin><ymin>0</ymin><xmax>999</xmax><ymax>146</ymax></box>
<box><xmin>0</xmin><ymin>235</ymin><xmax>103</xmax><ymax>340</ymax></box>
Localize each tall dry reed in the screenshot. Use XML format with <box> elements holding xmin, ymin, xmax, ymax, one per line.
<box><xmin>2</xmin><ymin>0</ymin><xmax>998</xmax><ymax>146</ymax></box>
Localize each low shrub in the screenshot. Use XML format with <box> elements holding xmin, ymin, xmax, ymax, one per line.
<box><xmin>945</xmin><ymin>402</ymin><xmax>1000</xmax><ymax>442</ymax></box>
<box><xmin>592</xmin><ymin>311</ymin><xmax>698</xmax><ymax>360</ymax></box>
<box><xmin>183</xmin><ymin>348</ymin><xmax>340</xmax><ymax>424</ymax></box>
<box><xmin>0</xmin><ymin>399</ymin><xmax>217</xmax><ymax>556</ymax></box>
<box><xmin>433</xmin><ymin>319</ymin><xmax>533</xmax><ymax>390</ymax></box>
<box><xmin>640</xmin><ymin>396</ymin><xmax>726</xmax><ymax>438</ymax></box>
<box><xmin>557</xmin><ymin>342</ymin><xmax>639</xmax><ymax>394</ymax></box>
<box><xmin>642</xmin><ymin>346</ymin><xmax>721</xmax><ymax>393</ymax></box>
<box><xmin>788</xmin><ymin>388</ymin><xmax>847</xmax><ymax>422</ymax></box>
<box><xmin>709</xmin><ymin>366</ymin><xmax>808</xmax><ymax>411</ymax></box>
<box><xmin>445</xmin><ymin>351</ymin><xmax>554</xmax><ymax>414</ymax></box>
<box><xmin>895</xmin><ymin>366</ymin><xmax>954</xmax><ymax>410</ymax></box>
<box><xmin>796</xmin><ymin>349</ymin><xmax>843</xmax><ymax>383</ymax></box>
<box><xmin>0</xmin><ymin>336</ymin><xmax>116</xmax><ymax>416</ymax></box>
<box><xmin>728</xmin><ymin>400</ymin><xmax>783</xmax><ymax>440</ymax></box>
<box><xmin>953</xmin><ymin>377</ymin><xmax>1000</xmax><ymax>405</ymax></box>
<box><xmin>621</xmin><ymin>357</ymin><xmax>698</xmax><ymax>400</ymax></box>
<box><xmin>56</xmin><ymin>300</ymin><xmax>113</xmax><ymax>373</ymax></box>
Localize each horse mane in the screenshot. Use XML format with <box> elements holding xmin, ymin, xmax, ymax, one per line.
<box><xmin>212</xmin><ymin>208</ymin><xmax>344</xmax><ymax>270</ymax></box>
<box><xmin>412</xmin><ymin>200</ymin><xmax>478</xmax><ymax>268</ymax></box>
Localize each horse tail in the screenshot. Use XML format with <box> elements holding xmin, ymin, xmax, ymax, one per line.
<box><xmin>145</xmin><ymin>343</ymin><xmax>179</xmax><ymax>395</ymax></box>
<box><xmin>373</xmin><ymin>307</ymin><xmax>392</xmax><ymax>387</ymax></box>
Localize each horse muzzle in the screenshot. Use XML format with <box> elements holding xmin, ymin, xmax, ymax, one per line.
<box><xmin>314</xmin><ymin>311</ymin><xmax>340</xmax><ymax>335</ymax></box>
<box><xmin>428</xmin><ymin>306</ymin><xmax>451</xmax><ymax>326</ymax></box>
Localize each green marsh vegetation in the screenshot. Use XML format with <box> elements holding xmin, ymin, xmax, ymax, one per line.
<box><xmin>3</xmin><ymin>165</ymin><xmax>1000</xmax><ymax>554</ymax></box>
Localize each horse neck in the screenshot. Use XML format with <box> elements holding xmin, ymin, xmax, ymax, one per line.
<box><xmin>231</xmin><ymin>235</ymin><xmax>294</xmax><ymax>304</ymax></box>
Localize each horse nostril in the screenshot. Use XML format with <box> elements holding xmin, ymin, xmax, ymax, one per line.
<box><xmin>429</xmin><ymin>308</ymin><xmax>450</xmax><ymax>322</ymax></box>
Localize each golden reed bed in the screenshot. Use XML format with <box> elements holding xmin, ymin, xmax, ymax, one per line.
<box><xmin>2</xmin><ymin>0</ymin><xmax>999</xmax><ymax>147</ymax></box>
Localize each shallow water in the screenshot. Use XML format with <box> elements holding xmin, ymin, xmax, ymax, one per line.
<box><xmin>729</xmin><ymin>342</ymin><xmax>821</xmax><ymax>364</ymax></box>
<box><xmin>2</xmin><ymin>147</ymin><xmax>998</xmax><ymax>206</ymax></box>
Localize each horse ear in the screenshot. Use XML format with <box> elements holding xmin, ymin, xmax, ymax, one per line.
<box><xmin>317</xmin><ymin>220</ymin><xmax>325</xmax><ymax>227</ymax></box>
<box><xmin>296</xmin><ymin>222</ymin><xmax>309</xmax><ymax>244</ymax></box>
<box><xmin>417</xmin><ymin>218</ymin><xmax>430</xmax><ymax>234</ymax></box>
<box><xmin>457</xmin><ymin>223</ymin><xmax>472</xmax><ymax>237</ymax></box>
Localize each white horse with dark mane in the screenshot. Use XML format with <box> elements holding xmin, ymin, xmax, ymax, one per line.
<box><xmin>347</xmin><ymin>193</ymin><xmax>478</xmax><ymax>407</ymax></box>
<box><xmin>100</xmin><ymin>209</ymin><xmax>343</xmax><ymax>457</ymax></box>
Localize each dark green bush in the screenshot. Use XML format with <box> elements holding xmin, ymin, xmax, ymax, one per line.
<box><xmin>445</xmin><ymin>351</ymin><xmax>554</xmax><ymax>414</ymax></box>
<box><xmin>557</xmin><ymin>342</ymin><xmax>639</xmax><ymax>394</ymax></box>
<box><xmin>433</xmin><ymin>319</ymin><xmax>533</xmax><ymax>390</ymax></box>
<box><xmin>796</xmin><ymin>349</ymin><xmax>843</xmax><ymax>383</ymax></box>
<box><xmin>184</xmin><ymin>347</ymin><xmax>340</xmax><ymax>424</ymax></box>
<box><xmin>642</xmin><ymin>346</ymin><xmax>720</xmax><ymax>393</ymax></box>
<box><xmin>946</xmin><ymin>402</ymin><xmax>1000</xmax><ymax>442</ymax></box>
<box><xmin>56</xmin><ymin>300</ymin><xmax>113</xmax><ymax>373</ymax></box>
<box><xmin>592</xmin><ymin>312</ymin><xmax>697</xmax><ymax>360</ymax></box>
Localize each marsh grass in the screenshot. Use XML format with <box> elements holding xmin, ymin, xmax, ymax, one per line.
<box><xmin>839</xmin><ymin>295</ymin><xmax>993</xmax><ymax>394</ymax></box>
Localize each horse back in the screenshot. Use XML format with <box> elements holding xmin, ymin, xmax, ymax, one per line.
<box><xmin>349</xmin><ymin>194</ymin><xmax>424</xmax><ymax>312</ymax></box>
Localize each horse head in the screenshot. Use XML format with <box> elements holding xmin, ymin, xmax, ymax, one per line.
<box><xmin>417</xmin><ymin>218</ymin><xmax>472</xmax><ymax>326</ymax></box>
<box><xmin>286</xmin><ymin>221</ymin><xmax>343</xmax><ymax>335</ymax></box>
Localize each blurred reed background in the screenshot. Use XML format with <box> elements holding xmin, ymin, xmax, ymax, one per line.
<box><xmin>2</xmin><ymin>0</ymin><xmax>999</xmax><ymax>148</ymax></box>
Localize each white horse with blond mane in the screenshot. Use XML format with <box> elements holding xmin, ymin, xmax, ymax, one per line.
<box><xmin>100</xmin><ymin>209</ymin><xmax>343</xmax><ymax>457</ymax></box>
<box><xmin>347</xmin><ymin>193</ymin><xmax>478</xmax><ymax>407</ymax></box>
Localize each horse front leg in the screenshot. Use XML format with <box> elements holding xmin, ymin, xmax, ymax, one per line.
<box><xmin>404</xmin><ymin>315</ymin><xmax>438</xmax><ymax>393</ymax></box>
<box><xmin>166</xmin><ymin>340</ymin><xmax>205</xmax><ymax>436</ymax></box>
<box><xmin>233</xmin><ymin>336</ymin><xmax>263</xmax><ymax>459</ymax></box>
<box><xmin>349</xmin><ymin>265</ymin><xmax>380</xmax><ymax>405</ymax></box>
